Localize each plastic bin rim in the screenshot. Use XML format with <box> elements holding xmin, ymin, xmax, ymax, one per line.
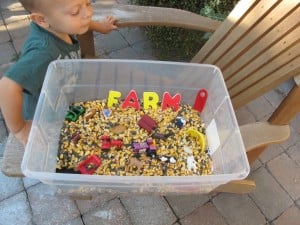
<box><xmin>48</xmin><ymin>58</ymin><xmax>222</xmax><ymax>71</ymax></box>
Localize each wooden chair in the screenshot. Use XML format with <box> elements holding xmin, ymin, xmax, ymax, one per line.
<box><xmin>2</xmin><ymin>0</ymin><xmax>299</xmax><ymax>194</ymax></box>
<box><xmin>81</xmin><ymin>0</ymin><xmax>299</xmax><ymax>193</ymax></box>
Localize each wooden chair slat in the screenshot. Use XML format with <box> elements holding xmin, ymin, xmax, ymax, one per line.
<box><xmin>223</xmin><ymin>7</ymin><xmax>299</xmax><ymax>79</ymax></box>
<box><xmin>231</xmin><ymin>56</ymin><xmax>300</xmax><ymax>108</ymax></box>
<box><xmin>217</xmin><ymin>0</ymin><xmax>299</xmax><ymax>72</ymax></box>
<box><xmin>227</xmin><ymin>27</ymin><xmax>300</xmax><ymax>89</ymax></box>
<box><xmin>193</xmin><ymin>0</ymin><xmax>279</xmax><ymax>64</ymax></box>
<box><xmin>229</xmin><ymin>43</ymin><xmax>299</xmax><ymax>99</ymax></box>
<box><xmin>191</xmin><ymin>0</ymin><xmax>258</xmax><ymax>63</ymax></box>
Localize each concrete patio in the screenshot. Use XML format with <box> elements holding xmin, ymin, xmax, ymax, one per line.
<box><xmin>0</xmin><ymin>0</ymin><xmax>299</xmax><ymax>224</ymax></box>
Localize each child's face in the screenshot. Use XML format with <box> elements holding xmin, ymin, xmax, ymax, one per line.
<box><xmin>42</xmin><ymin>0</ymin><xmax>93</xmax><ymax>35</ymax></box>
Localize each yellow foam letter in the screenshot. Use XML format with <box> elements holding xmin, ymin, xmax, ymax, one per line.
<box><xmin>107</xmin><ymin>90</ymin><xmax>121</xmax><ymax>107</ymax></box>
<box><xmin>143</xmin><ymin>92</ymin><xmax>159</xmax><ymax>110</ymax></box>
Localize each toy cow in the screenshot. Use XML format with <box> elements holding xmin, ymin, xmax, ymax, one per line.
<box><xmin>187</xmin><ymin>155</ymin><xmax>197</xmax><ymax>172</ymax></box>
<box><xmin>126</xmin><ymin>157</ymin><xmax>145</xmax><ymax>172</ymax></box>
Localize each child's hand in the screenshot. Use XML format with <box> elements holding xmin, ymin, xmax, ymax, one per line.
<box><xmin>14</xmin><ymin>120</ymin><xmax>32</xmax><ymax>148</ymax></box>
<box><xmin>91</xmin><ymin>15</ymin><xmax>118</xmax><ymax>34</ymax></box>
<box><xmin>100</xmin><ymin>15</ymin><xmax>118</xmax><ymax>33</ymax></box>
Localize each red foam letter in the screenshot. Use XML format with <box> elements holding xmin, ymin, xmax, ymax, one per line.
<box><xmin>121</xmin><ymin>90</ymin><xmax>140</xmax><ymax>110</ymax></box>
<box><xmin>161</xmin><ymin>92</ymin><xmax>181</xmax><ymax>111</ymax></box>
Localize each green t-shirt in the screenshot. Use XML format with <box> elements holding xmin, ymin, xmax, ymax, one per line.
<box><xmin>4</xmin><ymin>22</ymin><xmax>81</xmax><ymax>119</ymax></box>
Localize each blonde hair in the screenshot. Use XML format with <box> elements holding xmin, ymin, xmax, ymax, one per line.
<box><xmin>19</xmin><ymin>0</ymin><xmax>45</xmax><ymax>12</ymax></box>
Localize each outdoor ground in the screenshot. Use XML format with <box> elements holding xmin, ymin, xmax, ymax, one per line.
<box><xmin>0</xmin><ymin>1</ymin><xmax>300</xmax><ymax>225</ymax></box>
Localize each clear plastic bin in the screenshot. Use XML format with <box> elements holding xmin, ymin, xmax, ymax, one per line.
<box><xmin>21</xmin><ymin>59</ymin><xmax>249</xmax><ymax>194</ymax></box>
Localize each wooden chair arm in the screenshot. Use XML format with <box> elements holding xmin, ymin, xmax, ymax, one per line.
<box><xmin>239</xmin><ymin>122</ymin><xmax>290</xmax><ymax>152</ymax></box>
<box><xmin>214</xmin><ymin>122</ymin><xmax>289</xmax><ymax>194</ymax></box>
<box><xmin>213</xmin><ymin>180</ymin><xmax>256</xmax><ymax>194</ymax></box>
<box><xmin>92</xmin><ymin>3</ymin><xmax>222</xmax><ymax>33</ymax></box>
<box><xmin>79</xmin><ymin>3</ymin><xmax>221</xmax><ymax>58</ymax></box>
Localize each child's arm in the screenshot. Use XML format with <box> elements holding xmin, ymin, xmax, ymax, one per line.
<box><xmin>0</xmin><ymin>77</ymin><xmax>31</xmax><ymax>147</ymax></box>
<box><xmin>89</xmin><ymin>15</ymin><xmax>118</xmax><ymax>34</ymax></box>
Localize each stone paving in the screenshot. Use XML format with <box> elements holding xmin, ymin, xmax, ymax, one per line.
<box><xmin>0</xmin><ymin>1</ymin><xmax>300</xmax><ymax>225</ymax></box>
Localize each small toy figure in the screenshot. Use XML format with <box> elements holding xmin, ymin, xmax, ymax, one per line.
<box><xmin>132</xmin><ymin>142</ymin><xmax>149</xmax><ymax>153</ymax></box>
<box><xmin>138</xmin><ymin>114</ymin><xmax>157</xmax><ymax>133</ymax></box>
<box><xmin>71</xmin><ymin>132</ymin><xmax>81</xmax><ymax>144</ymax></box>
<box><xmin>111</xmin><ymin>125</ymin><xmax>126</xmax><ymax>134</ymax></box>
<box><xmin>183</xmin><ymin>146</ymin><xmax>193</xmax><ymax>154</ymax></box>
<box><xmin>132</xmin><ymin>138</ymin><xmax>157</xmax><ymax>156</ymax></box>
<box><xmin>187</xmin><ymin>155</ymin><xmax>197</xmax><ymax>171</ymax></box>
<box><xmin>65</xmin><ymin>105</ymin><xmax>85</xmax><ymax>122</ymax></box>
<box><xmin>77</xmin><ymin>155</ymin><xmax>101</xmax><ymax>175</ymax></box>
<box><xmin>159</xmin><ymin>156</ymin><xmax>176</xmax><ymax>164</ymax></box>
<box><xmin>160</xmin><ymin>156</ymin><xmax>176</xmax><ymax>175</ymax></box>
<box><xmin>152</xmin><ymin>131</ymin><xmax>174</xmax><ymax>140</ymax></box>
<box><xmin>85</xmin><ymin>108</ymin><xmax>97</xmax><ymax>120</ymax></box>
<box><xmin>145</xmin><ymin>139</ymin><xmax>157</xmax><ymax>158</ymax></box>
<box><xmin>126</xmin><ymin>157</ymin><xmax>145</xmax><ymax>172</ymax></box>
<box><xmin>175</xmin><ymin>116</ymin><xmax>186</xmax><ymax>128</ymax></box>
<box><xmin>100</xmin><ymin>135</ymin><xmax>123</xmax><ymax>150</ymax></box>
<box><xmin>71</xmin><ymin>105</ymin><xmax>85</xmax><ymax>115</ymax></box>
<box><xmin>103</xmin><ymin>108</ymin><xmax>112</xmax><ymax>118</ymax></box>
